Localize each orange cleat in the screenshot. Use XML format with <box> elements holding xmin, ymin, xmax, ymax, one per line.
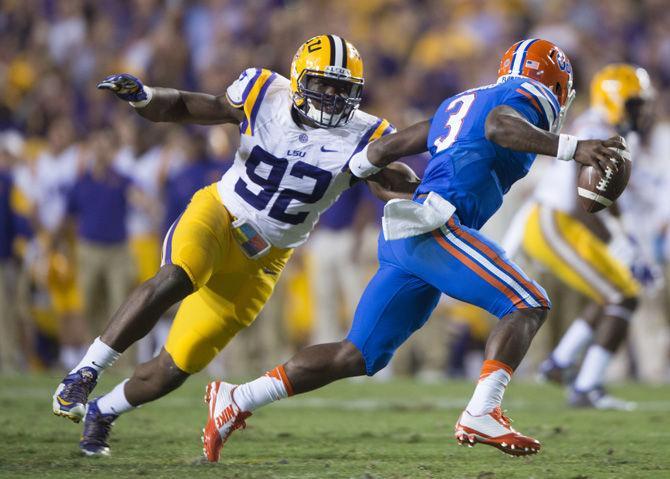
<box><xmin>454</xmin><ymin>406</ymin><xmax>541</xmax><ymax>457</ymax></box>
<box><xmin>202</xmin><ymin>381</ymin><xmax>252</xmax><ymax>462</ymax></box>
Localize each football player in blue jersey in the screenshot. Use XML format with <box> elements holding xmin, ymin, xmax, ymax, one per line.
<box><xmin>203</xmin><ymin>39</ymin><xmax>626</xmax><ymax>458</ymax></box>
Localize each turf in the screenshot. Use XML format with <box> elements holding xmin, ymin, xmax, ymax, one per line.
<box><xmin>1</xmin><ymin>373</ymin><xmax>669</xmax><ymax>479</ymax></box>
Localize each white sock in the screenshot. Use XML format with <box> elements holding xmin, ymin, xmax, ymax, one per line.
<box><xmin>574</xmin><ymin>344</ymin><xmax>612</xmax><ymax>392</ymax></box>
<box><xmin>69</xmin><ymin>337</ymin><xmax>121</xmax><ymax>375</ymax></box>
<box><xmin>60</xmin><ymin>346</ymin><xmax>82</xmax><ymax>371</ymax></box>
<box><xmin>466</xmin><ymin>361</ymin><xmax>512</xmax><ymax>416</ymax></box>
<box><xmin>233</xmin><ymin>365</ymin><xmax>292</xmax><ymax>412</ymax></box>
<box><xmin>552</xmin><ymin>319</ymin><xmax>594</xmax><ymax>367</ymax></box>
<box><xmin>97</xmin><ymin>379</ymin><xmax>135</xmax><ymax>415</ymax></box>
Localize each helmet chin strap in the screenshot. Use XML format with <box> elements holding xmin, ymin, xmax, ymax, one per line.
<box><xmin>553</xmin><ymin>88</ymin><xmax>576</xmax><ymax>134</ymax></box>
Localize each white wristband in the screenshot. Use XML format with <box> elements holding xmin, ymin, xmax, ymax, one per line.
<box><xmin>348</xmin><ymin>144</ymin><xmax>381</xmax><ymax>178</ymax></box>
<box><xmin>129</xmin><ymin>86</ymin><xmax>154</xmax><ymax>109</ymax></box>
<box><xmin>557</xmin><ymin>133</ymin><xmax>578</xmax><ymax>161</ymax></box>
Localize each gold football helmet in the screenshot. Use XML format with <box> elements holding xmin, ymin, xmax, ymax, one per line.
<box><xmin>591</xmin><ymin>64</ymin><xmax>654</xmax><ymax>126</ymax></box>
<box><xmin>290</xmin><ymin>35</ymin><xmax>364</xmax><ymax>128</ymax></box>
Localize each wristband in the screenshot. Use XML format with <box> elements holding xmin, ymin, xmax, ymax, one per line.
<box><xmin>129</xmin><ymin>86</ymin><xmax>154</xmax><ymax>108</ymax></box>
<box><xmin>348</xmin><ymin>144</ymin><xmax>381</xmax><ymax>178</ymax></box>
<box><xmin>557</xmin><ymin>133</ymin><xmax>578</xmax><ymax>161</ymax></box>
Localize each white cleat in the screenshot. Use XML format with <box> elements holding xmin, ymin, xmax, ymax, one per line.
<box><xmin>569</xmin><ymin>387</ymin><xmax>637</xmax><ymax>411</ymax></box>
<box><xmin>455</xmin><ymin>407</ymin><xmax>541</xmax><ymax>457</ymax></box>
<box><xmin>202</xmin><ymin>381</ymin><xmax>252</xmax><ymax>463</ymax></box>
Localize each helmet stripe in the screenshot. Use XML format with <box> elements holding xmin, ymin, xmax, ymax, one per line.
<box><xmin>512</xmin><ymin>38</ymin><xmax>537</xmax><ymax>74</ymax></box>
<box><xmin>330</xmin><ymin>35</ymin><xmax>345</xmax><ymax>68</ymax></box>
<box><xmin>327</xmin><ymin>35</ymin><xmax>336</xmax><ymax>66</ymax></box>
<box><xmin>340</xmin><ymin>36</ymin><xmax>348</xmax><ymax>69</ymax></box>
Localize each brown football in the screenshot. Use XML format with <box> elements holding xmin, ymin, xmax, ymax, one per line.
<box><xmin>577</xmin><ymin>139</ymin><xmax>632</xmax><ymax>213</ymax></box>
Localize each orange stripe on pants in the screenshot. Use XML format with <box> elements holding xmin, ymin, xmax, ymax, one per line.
<box><xmin>431</xmin><ymin>230</ymin><xmax>525</xmax><ymax>306</ymax></box>
<box><xmin>447</xmin><ymin>219</ymin><xmax>549</xmax><ymax>308</ymax></box>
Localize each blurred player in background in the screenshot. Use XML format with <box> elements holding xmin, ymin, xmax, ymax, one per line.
<box><xmin>308</xmin><ymin>181</ymin><xmax>373</xmax><ymax>344</ymax></box>
<box><xmin>51</xmin><ymin>34</ymin><xmax>418</xmax><ymax>456</ymax></box>
<box><xmin>521</xmin><ymin>64</ymin><xmax>654</xmax><ymax>410</ymax></box>
<box><xmin>18</xmin><ymin>118</ymin><xmax>89</xmax><ymax>370</ymax></box>
<box><xmin>204</xmin><ymin>39</ymin><xmax>625</xmax><ymax>459</ymax></box>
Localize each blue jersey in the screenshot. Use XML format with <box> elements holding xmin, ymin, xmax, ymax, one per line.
<box><xmin>417</xmin><ymin>77</ymin><xmax>560</xmax><ymax>230</ymax></box>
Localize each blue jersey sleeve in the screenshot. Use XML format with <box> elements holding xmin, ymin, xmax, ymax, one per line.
<box><xmin>502</xmin><ymin>80</ymin><xmax>560</xmax><ymax>132</ymax></box>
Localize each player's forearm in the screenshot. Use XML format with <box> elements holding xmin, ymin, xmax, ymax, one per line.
<box><xmin>368</xmin><ymin>120</ymin><xmax>431</xmax><ymax>168</ymax></box>
<box><xmin>485</xmin><ymin>107</ymin><xmax>559</xmax><ymax>156</ymax></box>
<box><xmin>135</xmin><ymin>88</ymin><xmax>241</xmax><ymax>125</ymax></box>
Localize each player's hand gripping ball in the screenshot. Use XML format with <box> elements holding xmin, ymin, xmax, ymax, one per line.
<box><xmin>97</xmin><ymin>74</ymin><xmax>147</xmax><ymax>102</ymax></box>
<box><xmin>576</xmin><ymin>135</ymin><xmax>631</xmax><ymax>213</ymax></box>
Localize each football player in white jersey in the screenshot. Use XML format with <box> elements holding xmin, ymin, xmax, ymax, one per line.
<box><xmin>52</xmin><ymin>34</ymin><xmax>418</xmax><ymax>456</ymax></box>
<box><xmin>518</xmin><ymin>64</ymin><xmax>655</xmax><ymax>409</ymax></box>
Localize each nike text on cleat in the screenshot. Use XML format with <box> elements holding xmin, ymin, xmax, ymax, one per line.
<box><xmin>569</xmin><ymin>386</ymin><xmax>637</xmax><ymax>411</ymax></box>
<box><xmin>454</xmin><ymin>407</ymin><xmax>541</xmax><ymax>457</ymax></box>
<box><xmin>202</xmin><ymin>381</ymin><xmax>251</xmax><ymax>462</ymax></box>
<box><xmin>52</xmin><ymin>367</ymin><xmax>99</xmax><ymax>423</ymax></box>
<box><xmin>79</xmin><ymin>399</ymin><xmax>117</xmax><ymax>456</ymax></box>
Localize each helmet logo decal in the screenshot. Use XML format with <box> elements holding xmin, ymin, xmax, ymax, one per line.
<box><xmin>324</xmin><ymin>65</ymin><xmax>351</xmax><ymax>78</ymax></box>
<box><xmin>556</xmin><ymin>51</ymin><xmax>571</xmax><ymax>73</ymax></box>
<box><xmin>306</xmin><ymin>37</ymin><xmax>323</xmax><ymax>53</ymax></box>
<box><xmin>525</xmin><ymin>59</ymin><xmax>540</xmax><ymax>70</ymax></box>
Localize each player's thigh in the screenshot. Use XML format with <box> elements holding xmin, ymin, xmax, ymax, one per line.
<box><xmin>523</xmin><ymin>205</ymin><xmax>638</xmax><ymax>304</ymax></box>
<box><xmin>165</xmin><ymin>247</ymin><xmax>292</xmax><ymax>374</ymax></box>
<box><xmin>346</xmin><ymin>263</ymin><xmax>441</xmax><ymax>376</ymax></box>
<box><xmin>161</xmin><ymin>184</ymin><xmax>231</xmax><ymax>291</ymax></box>
<box><xmin>407</xmin><ymin>217</ymin><xmax>550</xmax><ymax>318</ymax></box>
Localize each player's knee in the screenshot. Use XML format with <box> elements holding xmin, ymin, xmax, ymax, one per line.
<box><xmin>520</xmin><ymin>307</ymin><xmax>548</xmax><ymax>324</ymax></box>
<box><xmin>332</xmin><ymin>340</ymin><xmax>367</xmax><ymax>377</ymax></box>
<box><xmin>620</xmin><ymin>296</ymin><xmax>638</xmax><ymax>312</ymax></box>
<box><xmin>505</xmin><ymin>307</ymin><xmax>547</xmax><ymax>337</ymax></box>
<box><xmin>603</xmin><ymin>295</ymin><xmax>637</xmax><ymax>322</ymax></box>
<box><xmin>153</xmin><ymin>264</ymin><xmax>194</xmax><ymax>299</ymax></box>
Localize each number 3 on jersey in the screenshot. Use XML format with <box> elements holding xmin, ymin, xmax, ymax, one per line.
<box><xmin>235</xmin><ymin>146</ymin><xmax>333</xmax><ymax>225</ymax></box>
<box><xmin>433</xmin><ymin>93</ymin><xmax>475</xmax><ymax>154</ymax></box>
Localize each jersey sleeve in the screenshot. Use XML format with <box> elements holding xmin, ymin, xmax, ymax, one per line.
<box><xmin>503</xmin><ymin>81</ymin><xmax>560</xmax><ymax>132</ymax></box>
<box><xmin>225</xmin><ymin>68</ymin><xmax>278</xmax><ymax>136</ymax></box>
<box><xmin>351</xmin><ymin>118</ymin><xmax>396</xmax><ymax>157</ymax></box>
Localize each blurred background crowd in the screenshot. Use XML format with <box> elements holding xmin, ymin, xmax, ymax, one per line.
<box><xmin>1</xmin><ymin>0</ymin><xmax>669</xmax><ymax>381</ymax></box>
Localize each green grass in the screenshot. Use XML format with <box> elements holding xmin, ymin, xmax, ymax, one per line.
<box><xmin>1</xmin><ymin>374</ymin><xmax>669</xmax><ymax>479</ymax></box>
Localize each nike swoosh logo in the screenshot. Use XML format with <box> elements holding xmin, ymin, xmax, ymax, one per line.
<box><xmin>320</xmin><ymin>146</ymin><xmax>338</xmax><ymax>153</ymax></box>
<box><xmin>57</xmin><ymin>397</ymin><xmax>74</xmax><ymax>406</ymax></box>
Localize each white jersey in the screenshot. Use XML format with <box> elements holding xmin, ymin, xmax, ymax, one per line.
<box><xmin>618</xmin><ymin>125</ymin><xmax>670</xmax><ymax>261</ymax></box>
<box><xmin>217</xmin><ymin>68</ymin><xmax>393</xmax><ymax>248</ymax></box>
<box><xmin>33</xmin><ymin>145</ymin><xmax>81</xmax><ymax>232</ymax></box>
<box><xmin>533</xmin><ymin>108</ymin><xmax>616</xmax><ymax>212</ymax></box>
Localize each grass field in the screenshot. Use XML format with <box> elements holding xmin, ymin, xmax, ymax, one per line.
<box><xmin>1</xmin><ymin>373</ymin><xmax>669</xmax><ymax>479</ymax></box>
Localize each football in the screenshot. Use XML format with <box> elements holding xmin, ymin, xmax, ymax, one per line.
<box><xmin>577</xmin><ymin>138</ymin><xmax>632</xmax><ymax>213</ymax></box>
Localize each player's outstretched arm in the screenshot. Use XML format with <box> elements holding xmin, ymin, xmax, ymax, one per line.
<box><xmin>97</xmin><ymin>74</ymin><xmax>244</xmax><ymax>125</ymax></box>
<box><xmin>348</xmin><ymin>120</ymin><xmax>430</xmax><ymax>180</ymax></box>
<box><xmin>485</xmin><ymin>105</ymin><xmax>623</xmax><ymax>176</ymax></box>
